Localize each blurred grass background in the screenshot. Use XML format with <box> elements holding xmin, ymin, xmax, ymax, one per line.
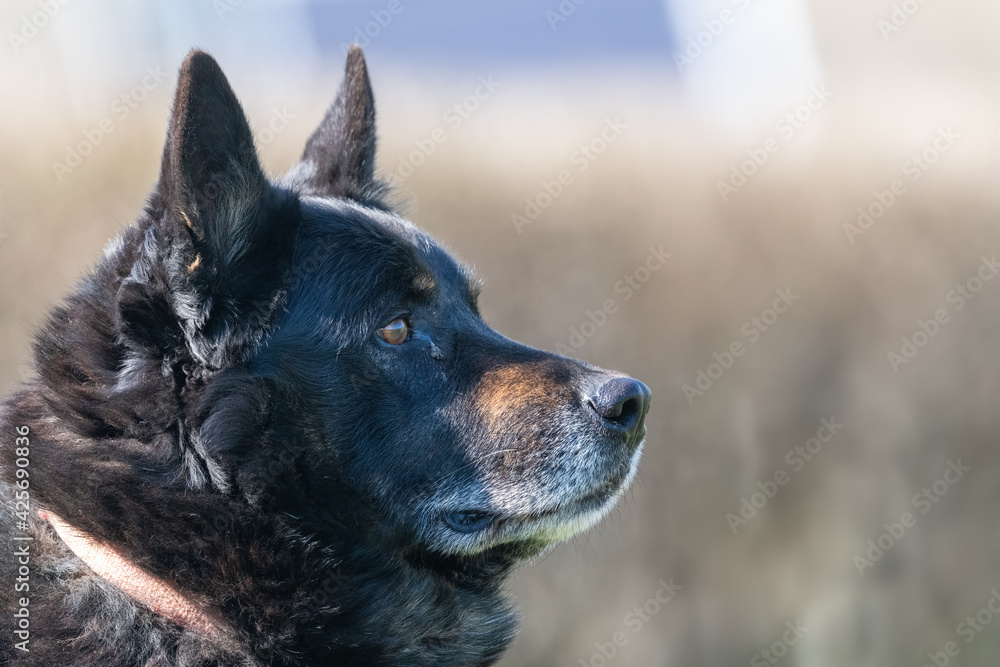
<box><xmin>3</xmin><ymin>1</ymin><xmax>1000</xmax><ymax>665</ymax></box>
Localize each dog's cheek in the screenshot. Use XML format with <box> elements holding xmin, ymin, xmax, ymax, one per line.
<box><xmin>350</xmin><ymin>372</ymin><xmax>374</xmax><ymax>392</ymax></box>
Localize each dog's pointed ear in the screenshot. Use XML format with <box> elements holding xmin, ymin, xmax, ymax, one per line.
<box><xmin>121</xmin><ymin>50</ymin><xmax>297</xmax><ymax>369</ymax></box>
<box><xmin>158</xmin><ymin>49</ymin><xmax>268</xmax><ymax>253</ymax></box>
<box><xmin>291</xmin><ymin>45</ymin><xmax>382</xmax><ymax>202</ymax></box>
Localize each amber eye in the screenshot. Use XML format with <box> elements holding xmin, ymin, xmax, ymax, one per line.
<box><xmin>377</xmin><ymin>318</ymin><xmax>411</xmax><ymax>345</ymax></box>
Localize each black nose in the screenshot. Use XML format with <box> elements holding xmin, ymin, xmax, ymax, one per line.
<box><xmin>588</xmin><ymin>377</ymin><xmax>651</xmax><ymax>435</ymax></box>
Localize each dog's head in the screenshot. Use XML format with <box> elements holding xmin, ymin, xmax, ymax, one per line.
<box><xmin>94</xmin><ymin>49</ymin><xmax>650</xmax><ymax>564</ymax></box>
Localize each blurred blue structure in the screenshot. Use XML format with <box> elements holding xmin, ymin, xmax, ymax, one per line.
<box><xmin>303</xmin><ymin>0</ymin><xmax>674</xmax><ymax>66</ymax></box>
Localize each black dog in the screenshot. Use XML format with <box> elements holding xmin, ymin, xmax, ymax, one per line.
<box><xmin>0</xmin><ymin>47</ymin><xmax>650</xmax><ymax>666</ymax></box>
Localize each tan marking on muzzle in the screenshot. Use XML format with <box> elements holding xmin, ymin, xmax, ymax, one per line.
<box><xmin>472</xmin><ymin>364</ymin><xmax>565</xmax><ymax>436</ymax></box>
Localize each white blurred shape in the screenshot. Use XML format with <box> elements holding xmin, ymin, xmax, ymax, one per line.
<box><xmin>665</xmin><ymin>0</ymin><xmax>823</xmax><ymax>140</ymax></box>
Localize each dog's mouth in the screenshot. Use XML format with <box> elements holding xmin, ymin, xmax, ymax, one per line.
<box><xmin>442</xmin><ymin>510</ymin><xmax>495</xmax><ymax>534</ymax></box>
<box><xmin>442</xmin><ymin>485</ymin><xmax>614</xmax><ymax>534</ymax></box>
<box><xmin>433</xmin><ymin>451</ymin><xmax>641</xmax><ymax>556</ymax></box>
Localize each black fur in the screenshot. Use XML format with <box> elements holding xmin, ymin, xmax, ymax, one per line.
<box><xmin>0</xmin><ymin>47</ymin><xmax>650</xmax><ymax>666</ymax></box>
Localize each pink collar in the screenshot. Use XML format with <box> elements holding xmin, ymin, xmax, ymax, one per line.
<box><xmin>39</xmin><ymin>510</ymin><xmax>226</xmax><ymax>637</ymax></box>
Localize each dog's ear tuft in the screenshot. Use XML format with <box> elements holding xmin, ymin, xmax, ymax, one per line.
<box><xmin>291</xmin><ymin>45</ymin><xmax>383</xmax><ymax>203</ymax></box>
<box><xmin>126</xmin><ymin>50</ymin><xmax>298</xmax><ymax>369</ymax></box>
